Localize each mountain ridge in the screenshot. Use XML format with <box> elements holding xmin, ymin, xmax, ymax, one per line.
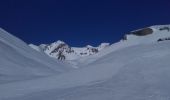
<box><xmin>29</xmin><ymin>25</ymin><xmax>170</xmax><ymax>62</ymax></box>
<box><xmin>29</xmin><ymin>40</ymin><xmax>110</xmax><ymax>60</ymax></box>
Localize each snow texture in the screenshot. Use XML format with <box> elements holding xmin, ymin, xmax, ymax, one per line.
<box><xmin>0</xmin><ymin>25</ymin><xmax>170</xmax><ymax>100</ymax></box>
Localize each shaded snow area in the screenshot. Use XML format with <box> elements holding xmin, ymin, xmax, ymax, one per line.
<box><xmin>0</xmin><ymin>28</ymin><xmax>73</xmax><ymax>84</ymax></box>
<box><xmin>0</xmin><ymin>25</ymin><xmax>170</xmax><ymax>100</ymax></box>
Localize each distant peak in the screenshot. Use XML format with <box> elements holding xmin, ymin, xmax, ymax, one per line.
<box><xmin>99</xmin><ymin>43</ymin><xmax>110</xmax><ymax>47</ymax></box>
<box><xmin>53</xmin><ymin>40</ymin><xmax>65</xmax><ymax>44</ymax></box>
<box><xmin>86</xmin><ymin>45</ymin><xmax>93</xmax><ymax>48</ymax></box>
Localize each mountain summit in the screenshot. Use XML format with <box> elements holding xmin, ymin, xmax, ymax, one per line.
<box><xmin>29</xmin><ymin>41</ymin><xmax>110</xmax><ymax>60</ymax></box>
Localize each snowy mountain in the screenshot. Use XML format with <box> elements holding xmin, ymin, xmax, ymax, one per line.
<box><xmin>123</xmin><ymin>25</ymin><xmax>170</xmax><ymax>42</ymax></box>
<box><xmin>72</xmin><ymin>25</ymin><xmax>170</xmax><ymax>66</ymax></box>
<box><xmin>0</xmin><ymin>25</ymin><xmax>170</xmax><ymax>100</ymax></box>
<box><xmin>29</xmin><ymin>41</ymin><xmax>110</xmax><ymax>60</ymax></box>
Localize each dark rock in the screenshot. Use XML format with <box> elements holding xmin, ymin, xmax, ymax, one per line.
<box><xmin>57</xmin><ymin>51</ymin><xmax>65</xmax><ymax>60</ymax></box>
<box><xmin>130</xmin><ymin>28</ymin><xmax>153</xmax><ymax>36</ymax></box>
<box><xmin>157</xmin><ymin>38</ymin><xmax>163</xmax><ymax>42</ymax></box>
<box><xmin>159</xmin><ymin>27</ymin><xmax>170</xmax><ymax>31</ymax></box>
<box><xmin>91</xmin><ymin>48</ymin><xmax>98</xmax><ymax>53</ymax></box>
<box><xmin>157</xmin><ymin>37</ymin><xmax>170</xmax><ymax>42</ymax></box>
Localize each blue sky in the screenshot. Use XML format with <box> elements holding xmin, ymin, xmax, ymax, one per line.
<box><xmin>0</xmin><ymin>0</ymin><xmax>170</xmax><ymax>46</ymax></box>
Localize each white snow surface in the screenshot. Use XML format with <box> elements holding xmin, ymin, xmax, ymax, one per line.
<box><xmin>0</xmin><ymin>28</ymin><xmax>72</xmax><ymax>83</ymax></box>
<box><xmin>0</xmin><ymin>25</ymin><xmax>170</xmax><ymax>100</ymax></box>
<box><xmin>74</xmin><ymin>25</ymin><xmax>170</xmax><ymax>66</ymax></box>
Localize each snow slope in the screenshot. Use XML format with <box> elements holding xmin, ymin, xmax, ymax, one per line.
<box><xmin>1</xmin><ymin>40</ymin><xmax>170</xmax><ymax>100</ymax></box>
<box><xmin>75</xmin><ymin>25</ymin><xmax>170</xmax><ymax>66</ymax></box>
<box><xmin>0</xmin><ymin>28</ymin><xmax>72</xmax><ymax>83</ymax></box>
<box><xmin>0</xmin><ymin>25</ymin><xmax>170</xmax><ymax>100</ymax></box>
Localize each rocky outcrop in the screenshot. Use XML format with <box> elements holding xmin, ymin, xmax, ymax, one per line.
<box><xmin>159</xmin><ymin>27</ymin><xmax>170</xmax><ymax>31</ymax></box>
<box><xmin>157</xmin><ymin>37</ymin><xmax>170</xmax><ymax>42</ymax></box>
<box><xmin>30</xmin><ymin>41</ymin><xmax>110</xmax><ymax>61</ymax></box>
<box><xmin>122</xmin><ymin>27</ymin><xmax>153</xmax><ymax>40</ymax></box>
<box><xmin>130</xmin><ymin>28</ymin><xmax>153</xmax><ymax>36</ymax></box>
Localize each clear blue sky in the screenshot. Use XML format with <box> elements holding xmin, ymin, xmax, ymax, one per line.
<box><xmin>0</xmin><ymin>0</ymin><xmax>170</xmax><ymax>46</ymax></box>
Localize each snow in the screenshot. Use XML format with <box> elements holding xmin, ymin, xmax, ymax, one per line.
<box><xmin>0</xmin><ymin>25</ymin><xmax>170</xmax><ymax>100</ymax></box>
<box><xmin>29</xmin><ymin>40</ymin><xmax>110</xmax><ymax>61</ymax></box>
<box><xmin>74</xmin><ymin>25</ymin><xmax>170</xmax><ymax>66</ymax></box>
<box><xmin>29</xmin><ymin>44</ymin><xmax>42</xmax><ymax>52</ymax></box>
<box><xmin>98</xmin><ymin>43</ymin><xmax>110</xmax><ymax>50</ymax></box>
<box><xmin>1</xmin><ymin>40</ymin><xmax>170</xmax><ymax>100</ymax></box>
<box><xmin>0</xmin><ymin>28</ymin><xmax>72</xmax><ymax>83</ymax></box>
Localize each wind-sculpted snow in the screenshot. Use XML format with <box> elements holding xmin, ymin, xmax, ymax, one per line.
<box><xmin>1</xmin><ymin>41</ymin><xmax>170</xmax><ymax>100</ymax></box>
<box><xmin>0</xmin><ymin>25</ymin><xmax>170</xmax><ymax>100</ymax></box>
